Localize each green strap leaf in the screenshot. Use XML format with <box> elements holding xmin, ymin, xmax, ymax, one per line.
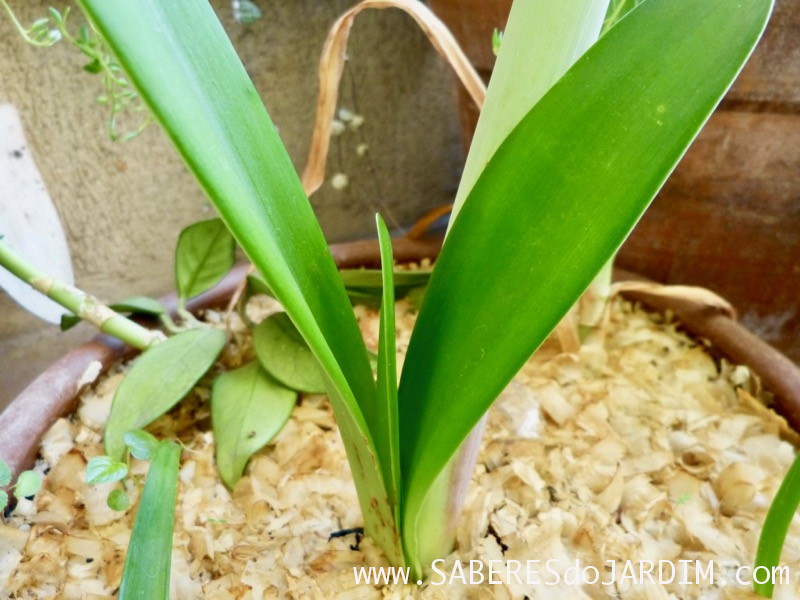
<box><xmin>602</xmin><ymin>0</ymin><xmax>645</xmax><ymax>33</ymax></box>
<box><xmin>104</xmin><ymin>328</ymin><xmax>227</xmax><ymax>461</ymax></box>
<box><xmin>79</xmin><ymin>1</ymin><xmax>399</xmax><ymax>562</ymax></box>
<box><xmin>119</xmin><ymin>440</ymin><xmax>180</xmax><ymax>600</ymax></box>
<box><xmin>252</xmin><ymin>313</ymin><xmax>327</xmax><ymax>395</ymax></box>
<box><xmin>754</xmin><ymin>452</ymin><xmax>800</xmax><ymax>598</ymax></box>
<box><xmin>449</xmin><ymin>0</ymin><xmax>610</xmax><ymax>224</ymax></box>
<box><xmin>375</xmin><ymin>215</ymin><xmax>400</xmax><ymax>514</ymax></box>
<box><xmin>175</xmin><ymin>218</ymin><xmax>236</xmax><ymax>302</ymax></box>
<box><xmin>399</xmin><ymin>0</ymin><xmax>774</xmax><ymax>565</ymax></box>
<box><xmin>211</xmin><ymin>361</ymin><xmax>297</xmax><ymax>488</ymax></box>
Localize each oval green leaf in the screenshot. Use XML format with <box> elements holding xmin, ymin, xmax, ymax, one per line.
<box><xmin>104</xmin><ymin>328</ymin><xmax>227</xmax><ymax>461</ymax></box>
<box><xmin>211</xmin><ymin>361</ymin><xmax>297</xmax><ymax>488</ymax></box>
<box><xmin>13</xmin><ymin>470</ymin><xmax>42</xmax><ymax>498</ymax></box>
<box><xmin>86</xmin><ymin>456</ymin><xmax>128</xmax><ymax>485</ymax></box>
<box><xmin>252</xmin><ymin>313</ymin><xmax>327</xmax><ymax>394</ymax></box>
<box><xmin>175</xmin><ymin>218</ymin><xmax>235</xmax><ymax>301</ymax></box>
<box><xmin>107</xmin><ymin>488</ymin><xmax>132</xmax><ymax>512</ymax></box>
<box><xmin>124</xmin><ymin>429</ymin><xmax>159</xmax><ymax>461</ymax></box>
<box><xmin>118</xmin><ymin>441</ymin><xmax>180</xmax><ymax>600</ymax></box>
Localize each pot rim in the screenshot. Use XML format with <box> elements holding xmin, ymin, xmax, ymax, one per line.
<box><xmin>1</xmin><ymin>236</ymin><xmax>798</xmax><ymax>483</ymax></box>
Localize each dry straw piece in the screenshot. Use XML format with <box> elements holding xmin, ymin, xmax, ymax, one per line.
<box><xmin>300</xmin><ymin>0</ymin><xmax>485</xmax><ymax>196</ymax></box>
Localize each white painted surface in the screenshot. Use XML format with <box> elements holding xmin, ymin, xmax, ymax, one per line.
<box><xmin>0</xmin><ymin>104</ymin><xmax>74</xmax><ymax>324</ymax></box>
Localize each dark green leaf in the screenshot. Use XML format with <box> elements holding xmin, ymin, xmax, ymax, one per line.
<box><xmin>107</xmin><ymin>488</ymin><xmax>131</xmax><ymax>511</ymax></box>
<box><xmin>398</xmin><ymin>0</ymin><xmax>774</xmax><ymax>569</ymax></box>
<box><xmin>211</xmin><ymin>361</ymin><xmax>296</xmax><ymax>487</ymax></box>
<box><xmin>0</xmin><ymin>458</ymin><xmax>10</xmax><ymax>487</ymax></box>
<box><xmin>104</xmin><ymin>328</ymin><xmax>226</xmax><ymax>460</ymax></box>
<box><xmin>84</xmin><ymin>58</ymin><xmax>103</xmax><ymax>74</ymax></box>
<box><xmin>374</xmin><ymin>216</ymin><xmax>400</xmax><ymax>511</ymax></box>
<box><xmin>175</xmin><ymin>218</ymin><xmax>235</xmax><ymax>301</ymax></box>
<box><xmin>110</xmin><ymin>296</ymin><xmax>166</xmax><ymax>316</ymax></box>
<box><xmin>246</xmin><ymin>273</ymin><xmax>273</xmax><ymax>297</ymax></box>
<box><xmin>118</xmin><ymin>441</ymin><xmax>180</xmax><ymax>600</ymax></box>
<box><xmin>252</xmin><ymin>313</ymin><xmax>326</xmax><ymax>395</ymax></box>
<box><xmin>13</xmin><ymin>471</ymin><xmax>41</xmax><ymax>498</ymax></box>
<box><xmin>754</xmin><ymin>452</ymin><xmax>800</xmax><ymax>597</ymax></box>
<box><xmin>60</xmin><ymin>312</ymin><xmax>81</xmax><ymax>331</ymax></box>
<box><xmin>124</xmin><ymin>429</ymin><xmax>159</xmax><ymax>461</ymax></box>
<box><xmin>86</xmin><ymin>456</ymin><xmax>128</xmax><ymax>484</ymax></box>
<box><xmin>339</xmin><ymin>268</ymin><xmax>432</xmax><ymax>292</ymax></box>
<box><xmin>78</xmin><ymin>0</ymin><xmax>399</xmax><ymax>564</ymax></box>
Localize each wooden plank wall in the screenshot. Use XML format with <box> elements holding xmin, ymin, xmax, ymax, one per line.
<box><xmin>617</xmin><ymin>0</ymin><xmax>800</xmax><ymax>363</ymax></box>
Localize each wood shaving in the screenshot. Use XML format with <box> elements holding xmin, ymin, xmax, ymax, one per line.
<box><xmin>3</xmin><ymin>297</ymin><xmax>799</xmax><ymax>598</ymax></box>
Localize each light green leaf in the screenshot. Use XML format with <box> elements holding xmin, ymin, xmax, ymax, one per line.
<box><xmin>118</xmin><ymin>441</ymin><xmax>180</xmax><ymax>600</ymax></box>
<box><xmin>110</xmin><ymin>296</ymin><xmax>167</xmax><ymax>316</ymax></box>
<box><xmin>399</xmin><ymin>0</ymin><xmax>774</xmax><ymax>570</ymax></box>
<box><xmin>374</xmin><ymin>215</ymin><xmax>400</xmax><ymax>512</ymax></box>
<box><xmin>13</xmin><ymin>471</ymin><xmax>41</xmax><ymax>498</ymax></box>
<box><xmin>79</xmin><ymin>0</ymin><xmax>398</xmax><ymax>562</ymax></box>
<box><xmin>0</xmin><ymin>458</ymin><xmax>10</xmax><ymax>487</ymax></box>
<box><xmin>86</xmin><ymin>456</ymin><xmax>128</xmax><ymax>484</ymax></box>
<box><xmin>0</xmin><ymin>490</ymin><xmax>7</xmax><ymax>510</ymax></box>
<box><xmin>602</xmin><ymin>0</ymin><xmax>645</xmax><ymax>33</ymax></box>
<box><xmin>211</xmin><ymin>361</ymin><xmax>296</xmax><ymax>487</ymax></box>
<box><xmin>175</xmin><ymin>218</ymin><xmax>236</xmax><ymax>302</ymax></box>
<box><xmin>107</xmin><ymin>488</ymin><xmax>131</xmax><ymax>511</ymax></box>
<box><xmin>449</xmin><ymin>0</ymin><xmax>610</xmax><ymax>224</ymax></box>
<box><xmin>754</xmin><ymin>452</ymin><xmax>800</xmax><ymax>598</ymax></box>
<box><xmin>124</xmin><ymin>429</ymin><xmax>159</xmax><ymax>461</ymax></box>
<box><xmin>252</xmin><ymin>313</ymin><xmax>327</xmax><ymax>395</ymax></box>
<box><xmin>104</xmin><ymin>328</ymin><xmax>226</xmax><ymax>461</ymax></box>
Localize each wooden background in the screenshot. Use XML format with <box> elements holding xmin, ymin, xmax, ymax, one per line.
<box><xmin>430</xmin><ymin>0</ymin><xmax>800</xmax><ymax>365</ymax></box>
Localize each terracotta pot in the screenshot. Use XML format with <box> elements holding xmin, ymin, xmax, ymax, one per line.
<box><xmin>427</xmin><ymin>0</ymin><xmax>800</xmax><ymax>365</ymax></box>
<box><xmin>1</xmin><ymin>237</ymin><xmax>799</xmax><ymax>486</ymax></box>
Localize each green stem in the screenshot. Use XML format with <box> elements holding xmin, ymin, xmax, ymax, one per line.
<box><xmin>0</xmin><ymin>0</ymin><xmax>58</xmax><ymax>47</ymax></box>
<box><xmin>0</xmin><ymin>238</ymin><xmax>163</xmax><ymax>350</ymax></box>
